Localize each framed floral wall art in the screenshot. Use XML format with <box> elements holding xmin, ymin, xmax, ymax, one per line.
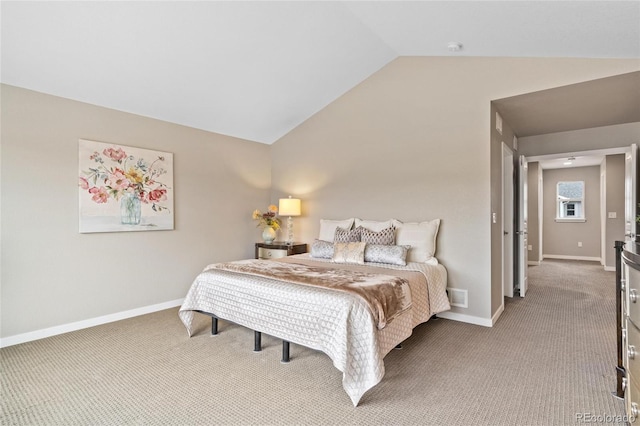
<box><xmin>78</xmin><ymin>139</ymin><xmax>174</xmax><ymax>233</ymax></box>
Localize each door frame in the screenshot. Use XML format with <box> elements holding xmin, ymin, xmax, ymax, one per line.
<box><xmin>502</xmin><ymin>142</ymin><xmax>514</xmax><ymax>299</ymax></box>
<box><xmin>525</xmin><ymin>145</ymin><xmax>634</xmax><ymax>270</ymax></box>
<box><xmin>517</xmin><ymin>154</ymin><xmax>528</xmax><ymax>297</ymax></box>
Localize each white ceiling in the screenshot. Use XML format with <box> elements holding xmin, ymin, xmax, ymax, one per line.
<box><xmin>2</xmin><ymin>1</ymin><xmax>639</xmax><ymax>144</ymax></box>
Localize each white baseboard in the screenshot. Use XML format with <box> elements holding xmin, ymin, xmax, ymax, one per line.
<box><xmin>528</xmin><ymin>260</ymin><xmax>541</xmax><ymax>266</ymax></box>
<box><xmin>437</xmin><ymin>311</ymin><xmax>494</xmax><ymax>327</ymax></box>
<box><xmin>604</xmin><ymin>265</ymin><xmax>616</xmax><ymax>272</ymax></box>
<box><xmin>543</xmin><ymin>254</ymin><xmax>601</xmax><ymax>262</ymax></box>
<box><xmin>0</xmin><ymin>298</ymin><xmax>184</xmax><ymax>348</ymax></box>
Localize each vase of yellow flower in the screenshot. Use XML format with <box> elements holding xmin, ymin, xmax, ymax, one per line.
<box><xmin>252</xmin><ymin>205</ymin><xmax>281</xmax><ymax>244</ymax></box>
<box><xmin>261</xmin><ymin>227</ymin><xmax>277</xmax><ymax>244</ymax></box>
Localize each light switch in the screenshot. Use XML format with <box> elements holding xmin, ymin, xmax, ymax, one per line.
<box><xmin>492</xmin><ymin>212</ymin><xmax>497</xmax><ymax>224</ymax></box>
<box><xmin>608</xmin><ymin>212</ymin><xmax>617</xmax><ymax>219</ymax></box>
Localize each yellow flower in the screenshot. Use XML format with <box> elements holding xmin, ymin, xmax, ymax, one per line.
<box><xmin>252</xmin><ymin>206</ymin><xmax>281</xmax><ymax>230</ymax></box>
<box><xmin>125</xmin><ymin>167</ymin><xmax>144</xmax><ymax>184</ymax></box>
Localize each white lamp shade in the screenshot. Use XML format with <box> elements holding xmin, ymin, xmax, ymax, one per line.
<box><xmin>279</xmin><ymin>197</ymin><xmax>301</xmax><ymax>216</ymax></box>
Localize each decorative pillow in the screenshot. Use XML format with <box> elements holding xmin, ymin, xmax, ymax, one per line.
<box><xmin>360</xmin><ymin>226</ymin><xmax>395</xmax><ymax>245</ymax></box>
<box><xmin>354</xmin><ymin>219</ymin><xmax>393</xmax><ymax>232</ymax></box>
<box><xmin>332</xmin><ymin>242</ymin><xmax>366</xmax><ymax>265</ymax></box>
<box><xmin>310</xmin><ymin>239</ymin><xmax>334</xmax><ymax>259</ymax></box>
<box><xmin>318</xmin><ymin>218</ymin><xmax>354</xmax><ymax>242</ymax></box>
<box><xmin>334</xmin><ymin>226</ymin><xmax>361</xmax><ymax>243</ymax></box>
<box><xmin>364</xmin><ymin>244</ymin><xmax>410</xmax><ymax>266</ymax></box>
<box><xmin>392</xmin><ymin>219</ymin><xmax>441</xmax><ymax>263</ymax></box>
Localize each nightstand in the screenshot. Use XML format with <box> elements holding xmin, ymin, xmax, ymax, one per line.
<box><xmin>255</xmin><ymin>242</ymin><xmax>307</xmax><ymax>260</ymax></box>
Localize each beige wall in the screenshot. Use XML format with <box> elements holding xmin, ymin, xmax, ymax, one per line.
<box><xmin>272</xmin><ymin>56</ymin><xmax>639</xmax><ymax>323</ymax></box>
<box><xmin>542</xmin><ymin>166</ymin><xmax>601</xmax><ymax>258</ymax></box>
<box><xmin>1</xmin><ymin>84</ymin><xmax>271</xmax><ymax>338</ymax></box>
<box><xmin>3</xmin><ymin>57</ymin><xmax>639</xmax><ymax>339</ymax></box>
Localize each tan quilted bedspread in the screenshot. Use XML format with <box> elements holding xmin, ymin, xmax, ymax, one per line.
<box><xmin>209</xmin><ymin>259</ymin><xmax>410</xmax><ymax>330</ymax></box>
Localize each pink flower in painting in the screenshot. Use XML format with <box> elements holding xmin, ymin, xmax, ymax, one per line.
<box><xmin>88</xmin><ymin>187</ymin><xmax>109</xmax><ymax>203</ymax></box>
<box><xmin>107</xmin><ymin>168</ymin><xmax>131</xmax><ymax>190</ymax></box>
<box><xmin>80</xmin><ymin>144</ymin><xmax>171</xmax><ymax>213</ymax></box>
<box><xmin>148</xmin><ymin>188</ymin><xmax>167</xmax><ymax>202</ymax></box>
<box><xmin>103</xmin><ymin>147</ymin><xmax>127</xmax><ymax>162</ymax></box>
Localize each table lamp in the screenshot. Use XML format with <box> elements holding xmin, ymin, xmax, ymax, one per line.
<box><xmin>278</xmin><ymin>196</ymin><xmax>301</xmax><ymax>245</ymax></box>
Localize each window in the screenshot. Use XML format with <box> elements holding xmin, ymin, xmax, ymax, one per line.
<box><xmin>557</xmin><ymin>181</ymin><xmax>585</xmax><ymax>222</ymax></box>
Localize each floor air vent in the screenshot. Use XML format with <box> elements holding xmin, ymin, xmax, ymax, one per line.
<box><xmin>447</xmin><ymin>288</ymin><xmax>468</xmax><ymax>308</ymax></box>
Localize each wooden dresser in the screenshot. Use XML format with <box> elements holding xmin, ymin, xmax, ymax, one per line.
<box><xmin>618</xmin><ymin>240</ymin><xmax>640</xmax><ymax>421</ymax></box>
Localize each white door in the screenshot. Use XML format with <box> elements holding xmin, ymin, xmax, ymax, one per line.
<box><xmin>503</xmin><ymin>143</ymin><xmax>514</xmax><ymax>298</ymax></box>
<box><xmin>517</xmin><ymin>155</ymin><xmax>528</xmax><ymax>297</ymax></box>
<box><xmin>625</xmin><ymin>144</ymin><xmax>637</xmax><ymax>241</ymax></box>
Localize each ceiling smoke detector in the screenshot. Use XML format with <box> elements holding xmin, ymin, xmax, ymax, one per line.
<box><xmin>447</xmin><ymin>42</ymin><xmax>463</xmax><ymax>52</ymax></box>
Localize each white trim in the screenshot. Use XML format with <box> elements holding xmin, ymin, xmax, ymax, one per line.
<box><xmin>437</xmin><ymin>311</ymin><xmax>494</xmax><ymax>327</ymax></box>
<box><xmin>527</xmin><ymin>146</ymin><xmax>629</xmax><ymax>164</ymax></box>
<box><xmin>543</xmin><ymin>254</ymin><xmax>601</xmax><ymax>262</ymax></box>
<box><xmin>502</xmin><ymin>142</ymin><xmax>514</xmax><ymax>299</ymax></box>
<box><xmin>528</xmin><ymin>260</ymin><xmax>541</xmax><ymax>266</ymax></box>
<box><xmin>604</xmin><ymin>266</ymin><xmax>616</xmax><ymax>272</ymax></box>
<box><xmin>554</xmin><ymin>218</ymin><xmax>586</xmax><ymax>223</ymax></box>
<box><xmin>0</xmin><ymin>298</ymin><xmax>184</xmax><ymax>348</ymax></box>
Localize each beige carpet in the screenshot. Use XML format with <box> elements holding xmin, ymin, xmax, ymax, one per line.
<box><xmin>0</xmin><ymin>260</ymin><xmax>625</xmax><ymax>425</ymax></box>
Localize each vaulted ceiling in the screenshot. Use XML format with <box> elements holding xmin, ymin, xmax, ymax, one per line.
<box><xmin>2</xmin><ymin>1</ymin><xmax>639</xmax><ymax>144</ymax></box>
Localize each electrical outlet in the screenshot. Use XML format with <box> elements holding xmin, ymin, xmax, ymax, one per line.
<box><xmin>528</xmin><ymin>245</ymin><xmax>532</xmax><ymax>251</ymax></box>
<box><xmin>578</xmin><ymin>242</ymin><xmax>583</xmax><ymax>247</ymax></box>
<box><xmin>608</xmin><ymin>212</ymin><xmax>617</xmax><ymax>219</ymax></box>
<box><xmin>492</xmin><ymin>212</ymin><xmax>497</xmax><ymax>224</ymax></box>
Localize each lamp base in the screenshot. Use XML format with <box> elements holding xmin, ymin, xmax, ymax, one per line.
<box><xmin>286</xmin><ymin>216</ymin><xmax>294</xmax><ymax>245</ymax></box>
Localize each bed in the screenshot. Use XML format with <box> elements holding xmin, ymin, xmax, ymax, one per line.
<box><xmin>178</xmin><ymin>218</ymin><xmax>450</xmax><ymax>406</ymax></box>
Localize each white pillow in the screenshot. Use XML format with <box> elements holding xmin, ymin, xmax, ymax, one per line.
<box><xmin>318</xmin><ymin>218</ymin><xmax>354</xmax><ymax>242</ymax></box>
<box><xmin>354</xmin><ymin>219</ymin><xmax>393</xmax><ymax>232</ymax></box>
<box><xmin>392</xmin><ymin>219</ymin><xmax>440</xmax><ymax>263</ymax></box>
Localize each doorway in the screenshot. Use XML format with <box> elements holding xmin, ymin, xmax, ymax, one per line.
<box><xmin>525</xmin><ymin>146</ymin><xmax>634</xmax><ymax>270</ymax></box>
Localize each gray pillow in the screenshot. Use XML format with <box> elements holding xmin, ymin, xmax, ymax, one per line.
<box><xmin>310</xmin><ymin>239</ymin><xmax>334</xmax><ymax>259</ymax></box>
<box><xmin>334</xmin><ymin>226</ymin><xmax>361</xmax><ymax>243</ymax></box>
<box><xmin>360</xmin><ymin>226</ymin><xmax>395</xmax><ymax>245</ymax></box>
<box><xmin>364</xmin><ymin>244</ymin><xmax>410</xmax><ymax>266</ymax></box>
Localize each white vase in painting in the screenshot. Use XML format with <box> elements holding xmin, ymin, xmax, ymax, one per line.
<box><xmin>262</xmin><ymin>227</ymin><xmax>276</xmax><ymax>244</ymax></box>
